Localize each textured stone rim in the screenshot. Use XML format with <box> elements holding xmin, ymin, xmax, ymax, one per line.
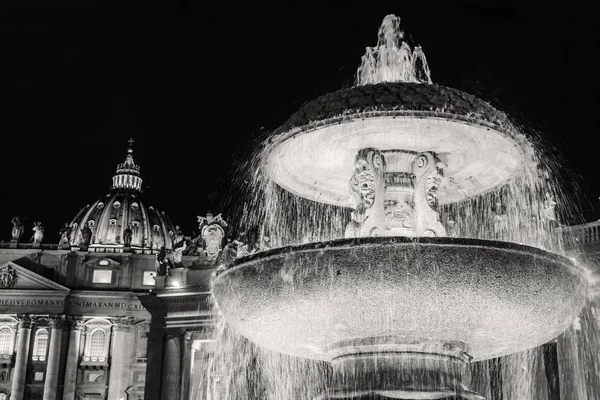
<box><xmin>274</xmin><ymin>83</ymin><xmax>515</xmax><ymax>135</ymax></box>
<box><xmin>216</xmin><ymin>236</ymin><xmax>580</xmax><ymax>278</ymax></box>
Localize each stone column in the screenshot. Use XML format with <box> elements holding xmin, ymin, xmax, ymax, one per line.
<box><xmin>43</xmin><ymin>316</ymin><xmax>66</xmax><ymax>400</ymax></box>
<box><xmin>144</xmin><ymin>329</ymin><xmax>165</xmax><ymax>400</ymax></box>
<box><xmin>180</xmin><ymin>331</ymin><xmax>193</xmax><ymax>400</ymax></box>
<box><xmin>107</xmin><ymin>317</ymin><xmax>134</xmax><ymax>400</ymax></box>
<box><xmin>161</xmin><ymin>331</ymin><xmax>181</xmax><ymax>400</ymax></box>
<box><xmin>11</xmin><ymin>315</ymin><xmax>33</xmax><ymax>400</ymax></box>
<box><xmin>62</xmin><ymin>318</ymin><xmax>85</xmax><ymax>400</ymax></box>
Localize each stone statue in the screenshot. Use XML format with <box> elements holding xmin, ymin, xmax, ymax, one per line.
<box><xmin>222</xmin><ymin>238</ymin><xmax>238</xmax><ymax>264</ymax></box>
<box><xmin>80</xmin><ymin>225</ymin><xmax>92</xmax><ymax>246</ymax></box>
<box><xmin>171</xmin><ymin>225</ymin><xmax>184</xmax><ymax>247</ymax></box>
<box><xmin>156</xmin><ymin>246</ymin><xmax>170</xmax><ymax>276</ymax></box>
<box><xmin>11</xmin><ymin>216</ymin><xmax>24</xmax><ymax>241</ymax></box>
<box><xmin>31</xmin><ymin>221</ymin><xmax>44</xmax><ymax>244</ymax></box>
<box><xmin>0</xmin><ymin>265</ymin><xmax>18</xmax><ymax>288</ymax></box>
<box><xmin>543</xmin><ymin>192</ymin><xmax>559</xmax><ymax>228</ymax></box>
<box><xmin>123</xmin><ymin>224</ymin><xmax>133</xmax><ymax>247</ymax></box>
<box><xmin>59</xmin><ymin>223</ymin><xmax>72</xmax><ymax>246</ymax></box>
<box><xmin>172</xmin><ymin>239</ymin><xmax>186</xmax><ymax>267</ymax></box>
<box><xmin>234</xmin><ymin>233</ymin><xmax>249</xmax><ymax>258</ymax></box>
<box><xmin>182</xmin><ymin>230</ymin><xmax>202</xmax><ymax>256</ymax></box>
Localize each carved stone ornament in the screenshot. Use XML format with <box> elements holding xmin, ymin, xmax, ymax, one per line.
<box><xmin>412</xmin><ymin>152</ymin><xmax>446</xmax><ymax>237</ymax></box>
<box><xmin>112</xmin><ymin>316</ymin><xmax>134</xmax><ymax>331</ymax></box>
<box><xmin>67</xmin><ymin>317</ymin><xmax>86</xmax><ymax>331</ymax></box>
<box><xmin>17</xmin><ymin>315</ymin><xmax>33</xmax><ymax>329</ymax></box>
<box><xmin>198</xmin><ymin>213</ymin><xmax>228</xmax><ymax>261</ymax></box>
<box><xmin>345</xmin><ymin>149</ymin><xmax>386</xmax><ymax>238</ymax></box>
<box><xmin>0</xmin><ymin>265</ymin><xmax>18</xmax><ymax>289</ymax></box>
<box><xmin>48</xmin><ymin>315</ymin><xmax>67</xmax><ymax>329</ymax></box>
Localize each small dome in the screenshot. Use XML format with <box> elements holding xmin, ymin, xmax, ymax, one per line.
<box><xmin>69</xmin><ymin>139</ymin><xmax>177</xmax><ymax>252</ymax></box>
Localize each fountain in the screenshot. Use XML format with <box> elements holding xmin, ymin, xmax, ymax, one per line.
<box><xmin>212</xmin><ymin>15</ymin><xmax>587</xmax><ymax>399</ymax></box>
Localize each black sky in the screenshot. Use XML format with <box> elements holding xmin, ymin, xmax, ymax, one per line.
<box><xmin>0</xmin><ymin>0</ymin><xmax>598</xmax><ymax>240</ymax></box>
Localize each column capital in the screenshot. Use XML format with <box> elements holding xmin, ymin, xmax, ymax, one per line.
<box><xmin>48</xmin><ymin>315</ymin><xmax>67</xmax><ymax>329</ymax></box>
<box><xmin>16</xmin><ymin>314</ymin><xmax>33</xmax><ymax>329</ymax></box>
<box><xmin>66</xmin><ymin>316</ymin><xmax>86</xmax><ymax>331</ymax></box>
<box><xmin>112</xmin><ymin>316</ymin><xmax>134</xmax><ymax>332</ymax></box>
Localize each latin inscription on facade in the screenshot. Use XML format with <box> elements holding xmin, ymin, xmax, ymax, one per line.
<box><xmin>66</xmin><ymin>300</ymin><xmax>146</xmax><ymax>311</ymax></box>
<box><xmin>0</xmin><ymin>299</ymin><xmax>63</xmax><ymax>306</ymax></box>
<box><xmin>0</xmin><ymin>298</ymin><xmax>146</xmax><ymax>311</ymax></box>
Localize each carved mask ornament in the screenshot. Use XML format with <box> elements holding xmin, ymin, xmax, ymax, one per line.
<box><xmin>202</xmin><ymin>224</ymin><xmax>225</xmax><ymax>260</ymax></box>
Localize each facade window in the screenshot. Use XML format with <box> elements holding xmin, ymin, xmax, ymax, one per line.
<box><xmin>88</xmin><ymin>220</ymin><xmax>95</xmax><ymax>228</ymax></box>
<box><xmin>113</xmin><ymin>201</ymin><xmax>121</xmax><ymax>209</ymax></box>
<box><xmin>109</xmin><ymin>219</ymin><xmax>117</xmax><ymax>226</ymax></box>
<box><xmin>92</xmin><ymin>270</ymin><xmax>112</xmax><ymax>284</ymax></box>
<box><xmin>131</xmin><ymin>202</ymin><xmax>139</xmax><ymax>210</ymax></box>
<box><xmin>153</xmin><ymin>225</ymin><xmax>160</xmax><ymax>232</ymax></box>
<box><xmin>0</xmin><ymin>327</ymin><xmax>12</xmax><ymax>355</ymax></box>
<box><xmin>86</xmin><ymin>329</ymin><xmax>107</xmax><ymax>361</ymax></box>
<box><xmin>142</xmin><ymin>271</ymin><xmax>156</xmax><ymax>286</ymax></box>
<box><xmin>96</xmin><ymin>202</ymin><xmax>104</xmax><ymax>209</ymax></box>
<box><xmin>32</xmin><ymin>328</ymin><xmax>49</xmax><ymax>361</ymax></box>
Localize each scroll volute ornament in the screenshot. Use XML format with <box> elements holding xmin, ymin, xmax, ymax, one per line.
<box><xmin>346</xmin><ymin>149</ymin><xmax>386</xmax><ymax>238</ymax></box>
<box><xmin>412</xmin><ymin>152</ymin><xmax>447</xmax><ymax>237</ymax></box>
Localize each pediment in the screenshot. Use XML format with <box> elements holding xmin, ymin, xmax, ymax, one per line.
<box><xmin>0</xmin><ymin>261</ymin><xmax>69</xmax><ymax>291</ymax></box>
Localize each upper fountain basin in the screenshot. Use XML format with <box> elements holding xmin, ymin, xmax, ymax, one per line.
<box><xmin>264</xmin><ymin>82</ymin><xmax>529</xmax><ymax>207</ymax></box>
<box><xmin>212</xmin><ymin>237</ymin><xmax>587</xmax><ymax>363</ymax></box>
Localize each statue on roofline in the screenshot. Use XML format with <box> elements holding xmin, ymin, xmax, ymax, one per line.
<box><xmin>31</xmin><ymin>221</ymin><xmax>44</xmax><ymax>244</ymax></box>
<box><xmin>59</xmin><ymin>223</ymin><xmax>73</xmax><ymax>246</ymax></box>
<box><xmin>11</xmin><ymin>216</ymin><xmax>24</xmax><ymax>241</ymax></box>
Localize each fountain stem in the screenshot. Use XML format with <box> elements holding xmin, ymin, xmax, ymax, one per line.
<box><xmin>317</xmin><ymin>337</ymin><xmax>483</xmax><ymax>399</ymax></box>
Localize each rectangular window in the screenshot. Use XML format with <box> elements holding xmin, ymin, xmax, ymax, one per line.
<box><xmin>92</xmin><ymin>270</ymin><xmax>112</xmax><ymax>284</ymax></box>
<box><xmin>142</xmin><ymin>271</ymin><xmax>156</xmax><ymax>286</ymax></box>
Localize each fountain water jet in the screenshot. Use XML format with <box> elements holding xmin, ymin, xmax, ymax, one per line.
<box><xmin>212</xmin><ymin>15</ymin><xmax>588</xmax><ymax>399</ymax></box>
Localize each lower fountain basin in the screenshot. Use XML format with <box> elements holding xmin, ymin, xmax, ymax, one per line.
<box><xmin>212</xmin><ymin>237</ymin><xmax>586</xmax><ymax>363</ymax></box>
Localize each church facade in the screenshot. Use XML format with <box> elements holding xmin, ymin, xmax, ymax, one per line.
<box><xmin>0</xmin><ymin>142</ymin><xmax>227</xmax><ymax>400</ymax></box>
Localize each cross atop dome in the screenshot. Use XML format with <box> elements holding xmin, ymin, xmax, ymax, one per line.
<box><xmin>112</xmin><ymin>139</ymin><xmax>143</xmax><ymax>191</ymax></box>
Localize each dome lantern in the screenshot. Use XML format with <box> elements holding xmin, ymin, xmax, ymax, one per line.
<box><xmin>112</xmin><ymin>138</ymin><xmax>143</xmax><ymax>191</ymax></box>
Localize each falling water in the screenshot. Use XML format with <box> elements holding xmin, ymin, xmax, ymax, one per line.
<box><xmin>355</xmin><ymin>14</ymin><xmax>432</xmax><ymax>86</ymax></box>
<box><xmin>197</xmin><ymin>14</ymin><xmax>600</xmax><ymax>400</ymax></box>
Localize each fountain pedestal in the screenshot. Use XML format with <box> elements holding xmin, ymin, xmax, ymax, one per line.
<box><xmin>319</xmin><ymin>337</ymin><xmax>483</xmax><ymax>399</ymax></box>
<box><xmin>346</xmin><ymin>149</ymin><xmax>446</xmax><ymax>239</ymax></box>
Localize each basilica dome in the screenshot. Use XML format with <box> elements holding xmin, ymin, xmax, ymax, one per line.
<box><xmin>69</xmin><ymin>141</ymin><xmax>177</xmax><ymax>253</ymax></box>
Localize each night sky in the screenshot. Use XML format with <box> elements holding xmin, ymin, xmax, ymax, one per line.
<box><xmin>1</xmin><ymin>1</ymin><xmax>598</xmax><ymax>241</ymax></box>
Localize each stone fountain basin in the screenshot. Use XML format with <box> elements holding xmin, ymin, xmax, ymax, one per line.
<box><xmin>212</xmin><ymin>237</ymin><xmax>586</xmax><ymax>362</ymax></box>
<box><xmin>264</xmin><ymin>82</ymin><xmax>531</xmax><ymax>208</ymax></box>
